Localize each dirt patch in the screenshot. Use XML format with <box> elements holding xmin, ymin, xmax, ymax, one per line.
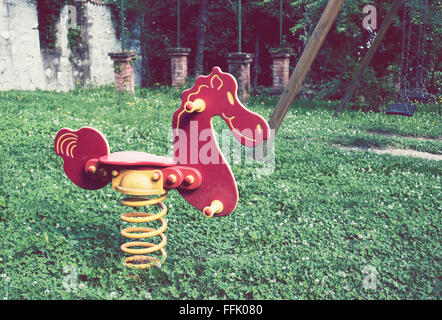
<box><xmin>334</xmin><ymin>144</ymin><xmax>442</xmax><ymax>161</ymax></box>
<box><xmin>366</xmin><ymin>130</ymin><xmax>442</xmax><ymax>142</ymax></box>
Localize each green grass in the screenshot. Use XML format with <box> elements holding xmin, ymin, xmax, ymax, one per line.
<box><xmin>0</xmin><ymin>87</ymin><xmax>440</xmax><ymax>300</ymax></box>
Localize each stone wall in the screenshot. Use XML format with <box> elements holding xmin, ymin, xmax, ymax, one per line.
<box><xmin>0</xmin><ymin>0</ymin><xmax>46</xmax><ymax>91</ymax></box>
<box><xmin>85</xmin><ymin>1</ymin><xmax>121</xmax><ymax>88</ymax></box>
<box><xmin>42</xmin><ymin>4</ymin><xmax>75</xmax><ymax>92</ymax></box>
<box><xmin>0</xmin><ymin>0</ymin><xmax>140</xmax><ymax>92</ymax></box>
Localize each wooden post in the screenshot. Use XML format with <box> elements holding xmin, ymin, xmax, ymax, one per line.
<box><xmin>253</xmin><ymin>0</ymin><xmax>344</xmax><ymax>160</ymax></box>
<box><xmin>334</xmin><ymin>0</ymin><xmax>402</xmax><ymax>117</ymax></box>
<box><xmin>269</xmin><ymin>0</ymin><xmax>344</xmax><ymax>133</ymax></box>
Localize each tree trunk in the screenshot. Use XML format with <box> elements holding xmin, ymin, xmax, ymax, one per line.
<box><xmin>194</xmin><ymin>0</ymin><xmax>209</xmax><ymax>77</ymax></box>
<box><xmin>429</xmin><ymin>62</ymin><xmax>435</xmax><ymax>93</ymax></box>
<box><xmin>140</xmin><ymin>12</ymin><xmax>151</xmax><ymax>88</ymax></box>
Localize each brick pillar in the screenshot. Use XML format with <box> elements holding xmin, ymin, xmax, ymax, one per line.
<box><xmin>270</xmin><ymin>50</ymin><xmax>291</xmax><ymax>94</ymax></box>
<box><xmin>167</xmin><ymin>48</ymin><xmax>191</xmax><ymax>87</ymax></box>
<box><xmin>226</xmin><ymin>52</ymin><xmax>253</xmax><ymax>102</ymax></box>
<box><xmin>108</xmin><ymin>51</ymin><xmax>137</xmax><ymax>94</ymax></box>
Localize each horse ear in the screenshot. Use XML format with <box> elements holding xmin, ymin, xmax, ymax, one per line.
<box><xmin>211</xmin><ymin>66</ymin><xmax>222</xmax><ymax>74</ymax></box>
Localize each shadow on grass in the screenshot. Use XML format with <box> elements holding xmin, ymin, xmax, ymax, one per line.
<box><xmin>332</xmin><ymin>135</ymin><xmax>388</xmax><ymax>150</ymax></box>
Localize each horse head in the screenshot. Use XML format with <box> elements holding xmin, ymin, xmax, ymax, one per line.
<box><xmin>175</xmin><ymin>66</ymin><xmax>270</xmax><ymax>147</ymax></box>
<box><xmin>172</xmin><ymin>67</ymin><xmax>271</xmax><ymax>216</ymax></box>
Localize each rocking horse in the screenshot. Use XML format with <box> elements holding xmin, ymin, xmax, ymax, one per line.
<box><xmin>54</xmin><ymin>67</ymin><xmax>270</xmax><ymax>269</ymax></box>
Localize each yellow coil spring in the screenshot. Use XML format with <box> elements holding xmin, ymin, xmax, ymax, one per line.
<box><xmin>119</xmin><ymin>193</ymin><xmax>168</xmax><ymax>269</ymax></box>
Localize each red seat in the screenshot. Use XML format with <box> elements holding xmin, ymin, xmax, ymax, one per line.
<box><xmin>99</xmin><ymin>151</ymin><xmax>176</xmax><ymax>167</ymax></box>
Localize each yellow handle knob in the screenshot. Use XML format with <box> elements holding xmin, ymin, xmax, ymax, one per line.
<box><xmin>203</xmin><ymin>200</ymin><xmax>224</xmax><ymax>218</ymax></box>
<box><xmin>151</xmin><ymin>171</ymin><xmax>161</xmax><ymax>181</ymax></box>
<box><xmin>184</xmin><ymin>98</ymin><xmax>206</xmax><ymax>113</ymax></box>
<box><xmin>166</xmin><ymin>174</ymin><xmax>177</xmax><ymax>184</ymax></box>
<box><xmin>111</xmin><ymin>170</ymin><xmax>120</xmax><ymax>177</ymax></box>
<box><xmin>86</xmin><ymin>165</ymin><xmax>96</xmax><ymax>175</ymax></box>
<box><xmin>184</xmin><ymin>175</ymin><xmax>195</xmax><ymax>185</ymax></box>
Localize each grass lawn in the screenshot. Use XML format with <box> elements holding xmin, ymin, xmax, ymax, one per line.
<box><xmin>0</xmin><ymin>86</ymin><xmax>440</xmax><ymax>299</ymax></box>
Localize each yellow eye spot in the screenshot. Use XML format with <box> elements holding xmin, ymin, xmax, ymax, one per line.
<box><xmin>227</xmin><ymin>91</ymin><xmax>234</xmax><ymax>105</ymax></box>
<box><xmin>256</xmin><ymin>124</ymin><xmax>262</xmax><ymax>133</ymax></box>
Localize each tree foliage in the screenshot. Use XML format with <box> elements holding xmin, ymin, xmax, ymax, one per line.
<box><xmin>37</xmin><ymin>0</ymin><xmax>441</xmax><ymax>105</ymax></box>
<box><xmin>36</xmin><ymin>0</ymin><xmax>68</xmax><ymax>50</ymax></box>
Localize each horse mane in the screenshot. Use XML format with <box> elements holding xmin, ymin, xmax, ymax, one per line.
<box><xmin>180</xmin><ymin>67</ymin><xmax>237</xmax><ymax>105</ymax></box>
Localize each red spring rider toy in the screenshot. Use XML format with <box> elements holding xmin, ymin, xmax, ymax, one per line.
<box><xmin>54</xmin><ymin>67</ymin><xmax>270</xmax><ymax>269</ymax></box>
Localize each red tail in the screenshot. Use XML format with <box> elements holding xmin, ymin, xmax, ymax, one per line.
<box><xmin>54</xmin><ymin>127</ymin><xmax>110</xmax><ymax>190</ymax></box>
